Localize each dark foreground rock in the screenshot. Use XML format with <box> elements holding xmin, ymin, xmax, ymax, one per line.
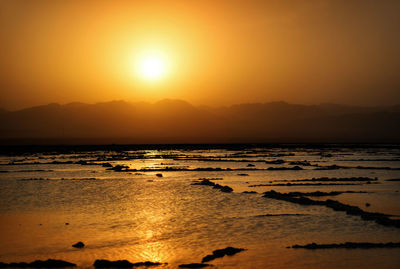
<box><xmin>178</xmin><ymin>263</ymin><xmax>212</xmax><ymax>268</ymax></box>
<box><xmin>281</xmin><ymin>191</ymin><xmax>367</xmax><ymax>197</ymax></box>
<box><xmin>0</xmin><ymin>259</ymin><xmax>76</xmax><ymax>268</ymax></box>
<box><xmin>279</xmin><ymin>177</ymin><xmax>377</xmax><ymax>182</ymax></box>
<box><xmin>266</xmin><ymin>166</ymin><xmax>302</xmax><ymax>170</ymax></box>
<box><xmin>290</xmin><ymin>242</ymin><xmax>400</xmax><ymax>249</ymax></box>
<box><xmin>249</xmin><ymin>182</ymin><xmax>366</xmax><ymax>187</ymax></box>
<box><xmin>263</xmin><ymin>190</ymin><xmax>400</xmax><ymax>228</ymax></box>
<box><xmin>265</xmin><ymin>159</ymin><xmax>285</xmax><ymax>164</ymax></box>
<box><xmin>72</xmin><ymin>242</ymin><xmax>85</xmax><ymax>248</ymax></box>
<box><xmin>106</xmin><ymin>165</ymin><xmax>129</xmax><ymax>171</ymax></box>
<box><xmin>94</xmin><ymin>260</ymin><xmax>165</xmax><ymax>268</ymax></box>
<box><xmin>192</xmin><ymin>179</ymin><xmax>233</xmax><ymax>193</ymax></box>
<box><xmin>201</xmin><ymin>247</ymin><xmax>246</xmax><ymax>263</ymax></box>
<box><xmin>197</xmin><ymin>178</ymin><xmax>223</xmax><ymax>181</ymax></box>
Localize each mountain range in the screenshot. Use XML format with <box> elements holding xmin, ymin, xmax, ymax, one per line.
<box><xmin>1</xmin><ymin>100</ymin><xmax>399</xmax><ymax>144</ymax></box>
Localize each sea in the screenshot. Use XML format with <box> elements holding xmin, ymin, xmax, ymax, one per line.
<box><xmin>0</xmin><ymin>144</ymin><xmax>399</xmax><ymax>268</ymax></box>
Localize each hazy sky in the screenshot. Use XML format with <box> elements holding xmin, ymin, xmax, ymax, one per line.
<box><xmin>1</xmin><ymin>0</ymin><xmax>399</xmax><ymax>110</ymax></box>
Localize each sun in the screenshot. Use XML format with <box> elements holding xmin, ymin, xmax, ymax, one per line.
<box><xmin>137</xmin><ymin>54</ymin><xmax>166</xmax><ymax>81</ymax></box>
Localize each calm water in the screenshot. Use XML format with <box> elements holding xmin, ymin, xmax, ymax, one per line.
<box><xmin>1</xmin><ymin>146</ymin><xmax>400</xmax><ymax>268</ymax></box>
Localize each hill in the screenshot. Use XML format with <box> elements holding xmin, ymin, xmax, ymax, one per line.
<box><xmin>0</xmin><ymin>100</ymin><xmax>399</xmax><ymax>144</ymax></box>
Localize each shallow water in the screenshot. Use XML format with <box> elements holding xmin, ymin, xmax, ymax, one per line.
<box><xmin>1</xmin><ymin>146</ymin><xmax>400</xmax><ymax>268</ymax></box>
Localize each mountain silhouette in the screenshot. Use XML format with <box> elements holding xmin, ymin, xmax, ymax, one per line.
<box><xmin>1</xmin><ymin>100</ymin><xmax>399</xmax><ymax>144</ymax></box>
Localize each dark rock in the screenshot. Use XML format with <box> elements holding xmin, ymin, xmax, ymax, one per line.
<box><xmin>291</xmin><ymin>242</ymin><xmax>400</xmax><ymax>249</ymax></box>
<box><xmin>263</xmin><ymin>190</ymin><xmax>400</xmax><ymax>228</ymax></box>
<box><xmin>156</xmin><ymin>173</ymin><xmax>163</xmax><ymax>177</ymax></box>
<box><xmin>265</xmin><ymin>159</ymin><xmax>285</xmax><ymax>164</ymax></box>
<box><xmin>284</xmin><ymin>191</ymin><xmax>366</xmax><ymax>197</ymax></box>
<box><xmin>192</xmin><ymin>179</ymin><xmax>233</xmax><ymax>193</ymax></box>
<box><xmin>0</xmin><ymin>259</ymin><xmax>76</xmax><ymax>268</ymax></box>
<box><xmin>94</xmin><ymin>260</ymin><xmax>132</xmax><ymax>268</ymax></box>
<box><xmin>288</xmin><ymin>160</ymin><xmax>312</xmax><ymax>166</ymax></box>
<box><xmin>201</xmin><ymin>247</ymin><xmax>246</xmax><ymax>263</ymax></box>
<box><xmin>267</xmin><ymin>166</ymin><xmax>302</xmax><ymax>170</ymax></box>
<box><xmin>246</xmin><ymin>164</ymin><xmax>255</xmax><ymax>167</ymax></box>
<box><xmin>212</xmin><ymin>184</ymin><xmax>233</xmax><ymax>193</ymax></box>
<box><xmin>237</xmin><ymin>173</ymin><xmax>249</xmax><ymax>176</ymax></box>
<box><xmin>130</xmin><ymin>261</ymin><xmax>164</xmax><ymax>267</ymax></box>
<box><xmin>314</xmin><ymin>164</ymin><xmax>344</xmax><ymax>170</ymax></box>
<box><xmin>102</xmin><ymin>163</ymin><xmax>113</xmax><ymax>167</ymax></box>
<box><xmin>106</xmin><ymin>165</ymin><xmax>129</xmax><ymax>171</ymax></box>
<box><xmin>386</xmin><ymin>178</ymin><xmax>400</xmax><ymax>181</ymax></box>
<box><xmin>72</xmin><ymin>242</ymin><xmax>85</xmax><ymax>248</ymax></box>
<box><xmin>192</xmin><ymin>179</ymin><xmax>216</xmax><ymax>186</ymax></box>
<box><xmin>366</xmin><ymin>203</ymin><xmax>371</xmax><ymax>207</ymax></box>
<box><xmin>218</xmin><ymin>185</ymin><xmax>233</xmax><ymax>193</ymax></box>
<box><xmin>286</xmin><ymin>177</ymin><xmax>377</xmax><ymax>182</ymax></box>
<box><xmin>249</xmin><ymin>182</ymin><xmax>365</xmax><ymax>187</ymax></box>
<box><xmin>197</xmin><ymin>178</ymin><xmax>223</xmax><ymax>181</ymax></box>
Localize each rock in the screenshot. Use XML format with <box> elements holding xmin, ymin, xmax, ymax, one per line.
<box><xmin>288</xmin><ymin>160</ymin><xmax>312</xmax><ymax>166</ymax></box>
<box><xmin>314</xmin><ymin>164</ymin><xmax>343</xmax><ymax>170</ymax></box>
<box><xmin>213</xmin><ymin>184</ymin><xmax>233</xmax><ymax>193</ymax></box>
<box><xmin>72</xmin><ymin>242</ymin><xmax>85</xmax><ymax>248</ymax></box>
<box><xmin>0</xmin><ymin>259</ymin><xmax>76</xmax><ymax>268</ymax></box>
<box><xmin>192</xmin><ymin>179</ymin><xmax>216</xmax><ymax>186</ymax></box>
<box><xmin>291</xmin><ymin>242</ymin><xmax>400</xmax><ymax>249</ymax></box>
<box><xmin>237</xmin><ymin>173</ymin><xmax>249</xmax><ymax>176</ymax></box>
<box><xmin>106</xmin><ymin>165</ymin><xmax>129</xmax><ymax>171</ymax></box>
<box><xmin>386</xmin><ymin>178</ymin><xmax>400</xmax><ymax>181</ymax></box>
<box><xmin>265</xmin><ymin>159</ymin><xmax>285</xmax><ymax>164</ymax></box>
<box><xmin>263</xmin><ymin>190</ymin><xmax>400</xmax><ymax>228</ymax></box>
<box><xmin>192</xmin><ymin>180</ymin><xmax>233</xmax><ymax>193</ymax></box>
<box><xmin>291</xmin><ymin>177</ymin><xmax>377</xmax><ymax>182</ymax></box>
<box><xmin>94</xmin><ymin>260</ymin><xmax>132</xmax><ymax>268</ymax></box>
<box><xmin>366</xmin><ymin>203</ymin><xmax>371</xmax><ymax>207</ymax></box>
<box><xmin>246</xmin><ymin>164</ymin><xmax>255</xmax><ymax>167</ymax></box>
<box><xmin>201</xmin><ymin>247</ymin><xmax>246</xmax><ymax>263</ymax></box>
<box><xmin>197</xmin><ymin>178</ymin><xmax>223</xmax><ymax>181</ymax></box>
<box><xmin>267</xmin><ymin>166</ymin><xmax>302</xmax><ymax>170</ymax></box>
<box><xmin>102</xmin><ymin>163</ymin><xmax>113</xmax><ymax>167</ymax></box>
<box><xmin>156</xmin><ymin>173</ymin><xmax>163</xmax><ymax>177</ymax></box>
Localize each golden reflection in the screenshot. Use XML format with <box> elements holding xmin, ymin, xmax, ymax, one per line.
<box><xmin>138</xmin><ymin>241</ymin><xmax>168</xmax><ymax>263</ymax></box>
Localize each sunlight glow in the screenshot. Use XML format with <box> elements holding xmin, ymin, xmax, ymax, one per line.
<box><xmin>137</xmin><ymin>54</ymin><xmax>167</xmax><ymax>81</ymax></box>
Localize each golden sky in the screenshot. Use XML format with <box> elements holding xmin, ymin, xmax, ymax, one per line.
<box><xmin>1</xmin><ymin>0</ymin><xmax>399</xmax><ymax>109</ymax></box>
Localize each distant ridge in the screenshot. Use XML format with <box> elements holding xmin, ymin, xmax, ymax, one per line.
<box><xmin>0</xmin><ymin>100</ymin><xmax>399</xmax><ymax>145</ymax></box>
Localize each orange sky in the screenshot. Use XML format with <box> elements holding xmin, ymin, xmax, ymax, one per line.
<box><xmin>1</xmin><ymin>0</ymin><xmax>399</xmax><ymax>110</ymax></box>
